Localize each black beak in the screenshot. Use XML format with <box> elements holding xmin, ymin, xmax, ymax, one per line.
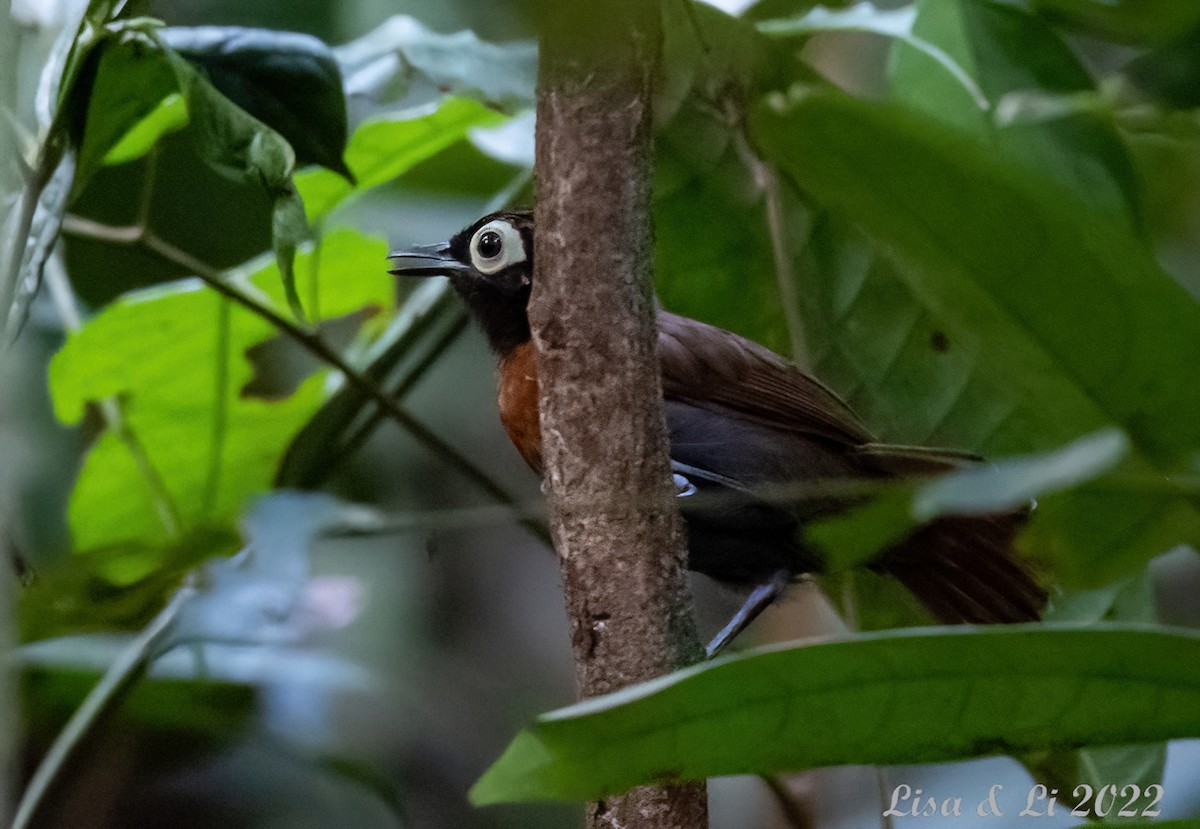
<box><xmin>387</xmin><ymin>243</ymin><xmax>468</xmax><ymax>277</ymax></box>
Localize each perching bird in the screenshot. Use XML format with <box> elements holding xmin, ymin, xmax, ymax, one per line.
<box><xmin>389</xmin><ymin>210</ymin><xmax>1046</xmax><ymax>654</ymax></box>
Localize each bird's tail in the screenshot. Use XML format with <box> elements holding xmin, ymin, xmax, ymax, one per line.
<box><xmin>876</xmin><ymin>512</ymin><xmax>1047</xmax><ymax>623</ymax></box>
<box><xmin>855</xmin><ymin>442</ymin><xmax>1048</xmax><ymax>624</ymax></box>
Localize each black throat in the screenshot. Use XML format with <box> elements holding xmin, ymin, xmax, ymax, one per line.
<box><xmin>451</xmin><ymin>276</ymin><xmax>532</xmax><ymax>358</ymax></box>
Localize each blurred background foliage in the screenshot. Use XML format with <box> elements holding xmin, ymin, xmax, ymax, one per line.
<box><xmin>2</xmin><ymin>0</ymin><xmax>1200</xmax><ymax>827</ymax></box>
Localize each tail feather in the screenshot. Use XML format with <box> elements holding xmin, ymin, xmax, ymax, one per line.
<box><xmin>854</xmin><ymin>442</ymin><xmax>1046</xmax><ymax>624</ymax></box>
<box><xmin>877</xmin><ymin>513</ymin><xmax>1047</xmax><ymax>624</ymax></box>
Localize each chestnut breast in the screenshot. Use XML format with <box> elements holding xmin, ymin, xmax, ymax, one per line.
<box><xmin>497</xmin><ymin>341</ymin><xmax>544</xmax><ymax>472</ymax></box>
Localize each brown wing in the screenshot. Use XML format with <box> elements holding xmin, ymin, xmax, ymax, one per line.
<box><xmin>656</xmin><ymin>311</ymin><xmax>874</xmax><ymax>447</ymax></box>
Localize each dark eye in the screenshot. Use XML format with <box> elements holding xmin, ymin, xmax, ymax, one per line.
<box><xmin>476</xmin><ymin>230</ymin><xmax>503</xmax><ymax>259</ymax></box>
<box><xmin>468</xmin><ymin>219</ymin><xmax>526</xmax><ymax>274</ymax></box>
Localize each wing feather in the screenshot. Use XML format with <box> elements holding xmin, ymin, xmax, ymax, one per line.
<box><xmin>657</xmin><ymin>311</ymin><xmax>873</xmax><ymax>447</ymax></box>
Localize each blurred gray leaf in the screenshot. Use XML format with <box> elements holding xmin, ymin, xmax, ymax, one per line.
<box><xmin>334</xmin><ymin>15</ymin><xmax>536</xmax><ymax>117</ymax></box>
<box><xmin>1</xmin><ymin>155</ymin><xmax>74</xmax><ymax>346</ymax></box>
<box><xmin>470</xmin><ymin>109</ymin><xmax>535</xmax><ymax>168</ymax></box>
<box><xmin>913</xmin><ymin>428</ymin><xmax>1130</xmax><ymax>520</ymax></box>
<box><xmin>170</xmin><ymin>491</ymin><xmax>382</xmax><ymax>648</ymax></box>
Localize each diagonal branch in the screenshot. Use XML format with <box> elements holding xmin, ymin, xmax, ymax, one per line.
<box><xmin>60</xmin><ymin>215</ymin><xmax>544</xmax><ymax>540</ymax></box>
<box><xmin>730</xmin><ymin>112</ymin><xmax>811</xmax><ymax>370</ymax></box>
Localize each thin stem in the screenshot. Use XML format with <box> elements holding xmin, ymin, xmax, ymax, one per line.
<box><xmin>142</xmin><ymin>232</ymin><xmax>527</xmax><ymax>514</ymax></box>
<box><xmin>760</xmin><ymin>774</ymin><xmax>814</xmax><ymax>829</ymax></box>
<box><xmin>44</xmin><ymin>252</ymin><xmax>185</xmax><ymax>536</ymax></box>
<box><xmin>0</xmin><ymin>155</ymin><xmax>50</xmax><ymax>345</ymax></box>
<box><xmin>731</xmin><ymin>120</ymin><xmax>810</xmax><ymax>369</ymax></box>
<box><xmin>878</xmin><ymin>767</ymin><xmax>895</xmax><ymax>829</ymax></box>
<box><xmin>100</xmin><ymin>397</ymin><xmax>185</xmax><ymax>536</ymax></box>
<box><xmin>202</xmin><ymin>297</ymin><xmax>232</xmax><ymax>514</ymax></box>
<box><xmin>11</xmin><ymin>581</ymin><xmax>198</xmax><ymax>829</ymax></box>
<box><xmin>306</xmin><ymin>220</ymin><xmax>323</xmax><ymax>321</ymax></box>
<box><xmin>325</xmin><ymin>310</ymin><xmax>471</xmax><ymax>483</ymax></box>
<box><xmin>60</xmin><ymin>215</ymin><xmax>537</xmax><ymax>538</ymax></box>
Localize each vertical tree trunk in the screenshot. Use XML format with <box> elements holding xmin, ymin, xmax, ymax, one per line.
<box><xmin>532</xmin><ymin>3</ymin><xmax>708</xmax><ymax>828</ymax></box>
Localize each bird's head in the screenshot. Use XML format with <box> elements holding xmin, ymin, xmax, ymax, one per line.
<box><xmin>389</xmin><ymin>210</ymin><xmax>535</xmax><ymax>357</ymax></box>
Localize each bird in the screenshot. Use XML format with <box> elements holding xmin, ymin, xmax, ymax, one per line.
<box><xmin>388</xmin><ymin>210</ymin><xmax>1047</xmax><ymax>655</ymax></box>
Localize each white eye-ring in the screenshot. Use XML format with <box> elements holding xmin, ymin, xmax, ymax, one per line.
<box><xmin>469</xmin><ymin>220</ymin><xmax>526</xmax><ymax>275</ymax></box>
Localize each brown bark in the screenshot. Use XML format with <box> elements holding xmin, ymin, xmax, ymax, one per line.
<box><xmin>531</xmin><ymin>2</ymin><xmax>708</xmax><ymax>828</ymax></box>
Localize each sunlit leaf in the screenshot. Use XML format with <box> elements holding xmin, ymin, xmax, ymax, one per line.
<box><xmin>295</xmin><ymin>96</ymin><xmax>507</xmax><ymax>221</ymax></box>
<box><xmin>102</xmin><ymin>93</ymin><xmax>189</xmax><ymax>166</ymax></box>
<box><xmin>73</xmin><ymin>31</ymin><xmax>183</xmax><ymax>189</ymax></box>
<box><xmin>472</xmin><ymin>626</ymin><xmax>1200</xmax><ymax>803</ymax></box>
<box><xmin>49</xmin><ymin>230</ymin><xmax>393</xmax><ymax>579</ymax></box>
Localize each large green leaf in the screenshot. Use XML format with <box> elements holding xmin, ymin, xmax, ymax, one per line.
<box><xmin>160</xmin><ymin>26</ymin><xmax>351</xmax><ymax>179</ymax></box>
<box><xmin>654</xmin><ymin>3</ymin><xmax>815</xmax><ymax>358</ymax></box>
<box><xmin>471</xmin><ymin>626</ymin><xmax>1200</xmax><ymax>804</ymax></box>
<box><xmin>49</xmin><ymin>230</ymin><xmax>393</xmax><ymax>582</ymax></box>
<box><xmin>887</xmin><ymin>0</ymin><xmax>1141</xmax><ymax>227</ymax></box>
<box><xmin>64</xmin><ymin>25</ymin><xmax>319</xmax><ymax>313</ymax></box>
<box><xmin>1025</xmin><ymin>0</ymin><xmax>1200</xmax><ymax>45</ymax></box>
<box><xmin>1124</xmin><ymin>28</ymin><xmax>1200</xmax><ymax>110</ymax></box>
<box><xmin>295</xmin><ymin>96</ymin><xmax>507</xmax><ymax>222</ymax></box>
<box><xmin>750</xmin><ymin>90</ymin><xmax>1200</xmax><ymax>584</ymax></box>
<box><xmin>72</xmin><ymin>29</ymin><xmax>188</xmax><ymax>192</ymax></box>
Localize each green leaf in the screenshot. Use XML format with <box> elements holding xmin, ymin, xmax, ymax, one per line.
<box><xmin>73</xmin><ymin>31</ymin><xmax>184</xmax><ymax>189</ymax></box>
<box><xmin>271</xmin><ymin>193</ymin><xmax>310</xmax><ymax>321</ymax></box>
<box><xmin>471</xmin><ymin>626</ymin><xmax>1200</xmax><ymax>804</ymax></box>
<box><xmin>49</xmin><ymin>0</ymin><xmax>125</xmax><ymax>127</ymax></box>
<box><xmin>161</xmin><ymin>44</ymin><xmax>295</xmax><ymax>192</ymax></box>
<box><xmin>758</xmin><ymin>2</ymin><xmax>988</xmax><ymax>109</ymax></box>
<box><xmin>810</xmin><ymin>430</ymin><xmax>1130</xmax><ymax>570</ymax></box>
<box><xmin>750</xmin><ymin>90</ymin><xmax>1200</xmax><ymax>584</ymax></box>
<box><xmin>1125</xmin><ymin>30</ymin><xmax>1200</xmax><ymax>109</ymax></box>
<box><xmin>160</xmin><ymin>26</ymin><xmax>352</xmax><ymax>178</ymax></box>
<box><xmin>912</xmin><ymin>428</ymin><xmax>1128</xmax><ymax>520</ymax></box>
<box><xmin>887</xmin><ymin>0</ymin><xmax>1141</xmax><ymax>227</ymax></box>
<box><xmin>49</xmin><ymin>230</ymin><xmax>393</xmax><ymax>579</ymax></box>
<box><xmin>1025</xmin><ymin>0</ymin><xmax>1200</xmax><ymax>45</ymax></box>
<box><xmin>102</xmin><ymin>93</ymin><xmax>189</xmax><ymax>166</ymax></box>
<box><xmin>1025</xmin><ymin>741</ymin><xmax>1168</xmax><ymax>822</ymax></box>
<box><xmin>655</xmin><ymin>104</ymin><xmax>800</xmax><ymax>357</ymax></box>
<box><xmin>655</xmin><ymin>4</ymin><xmax>816</xmax><ymax>358</ymax></box>
<box><xmin>295</xmin><ymin>96</ymin><xmax>507</xmax><ymax>222</ymax></box>
<box><xmin>807</xmin><ymin>487</ymin><xmax>915</xmax><ymax>571</ymax></box>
